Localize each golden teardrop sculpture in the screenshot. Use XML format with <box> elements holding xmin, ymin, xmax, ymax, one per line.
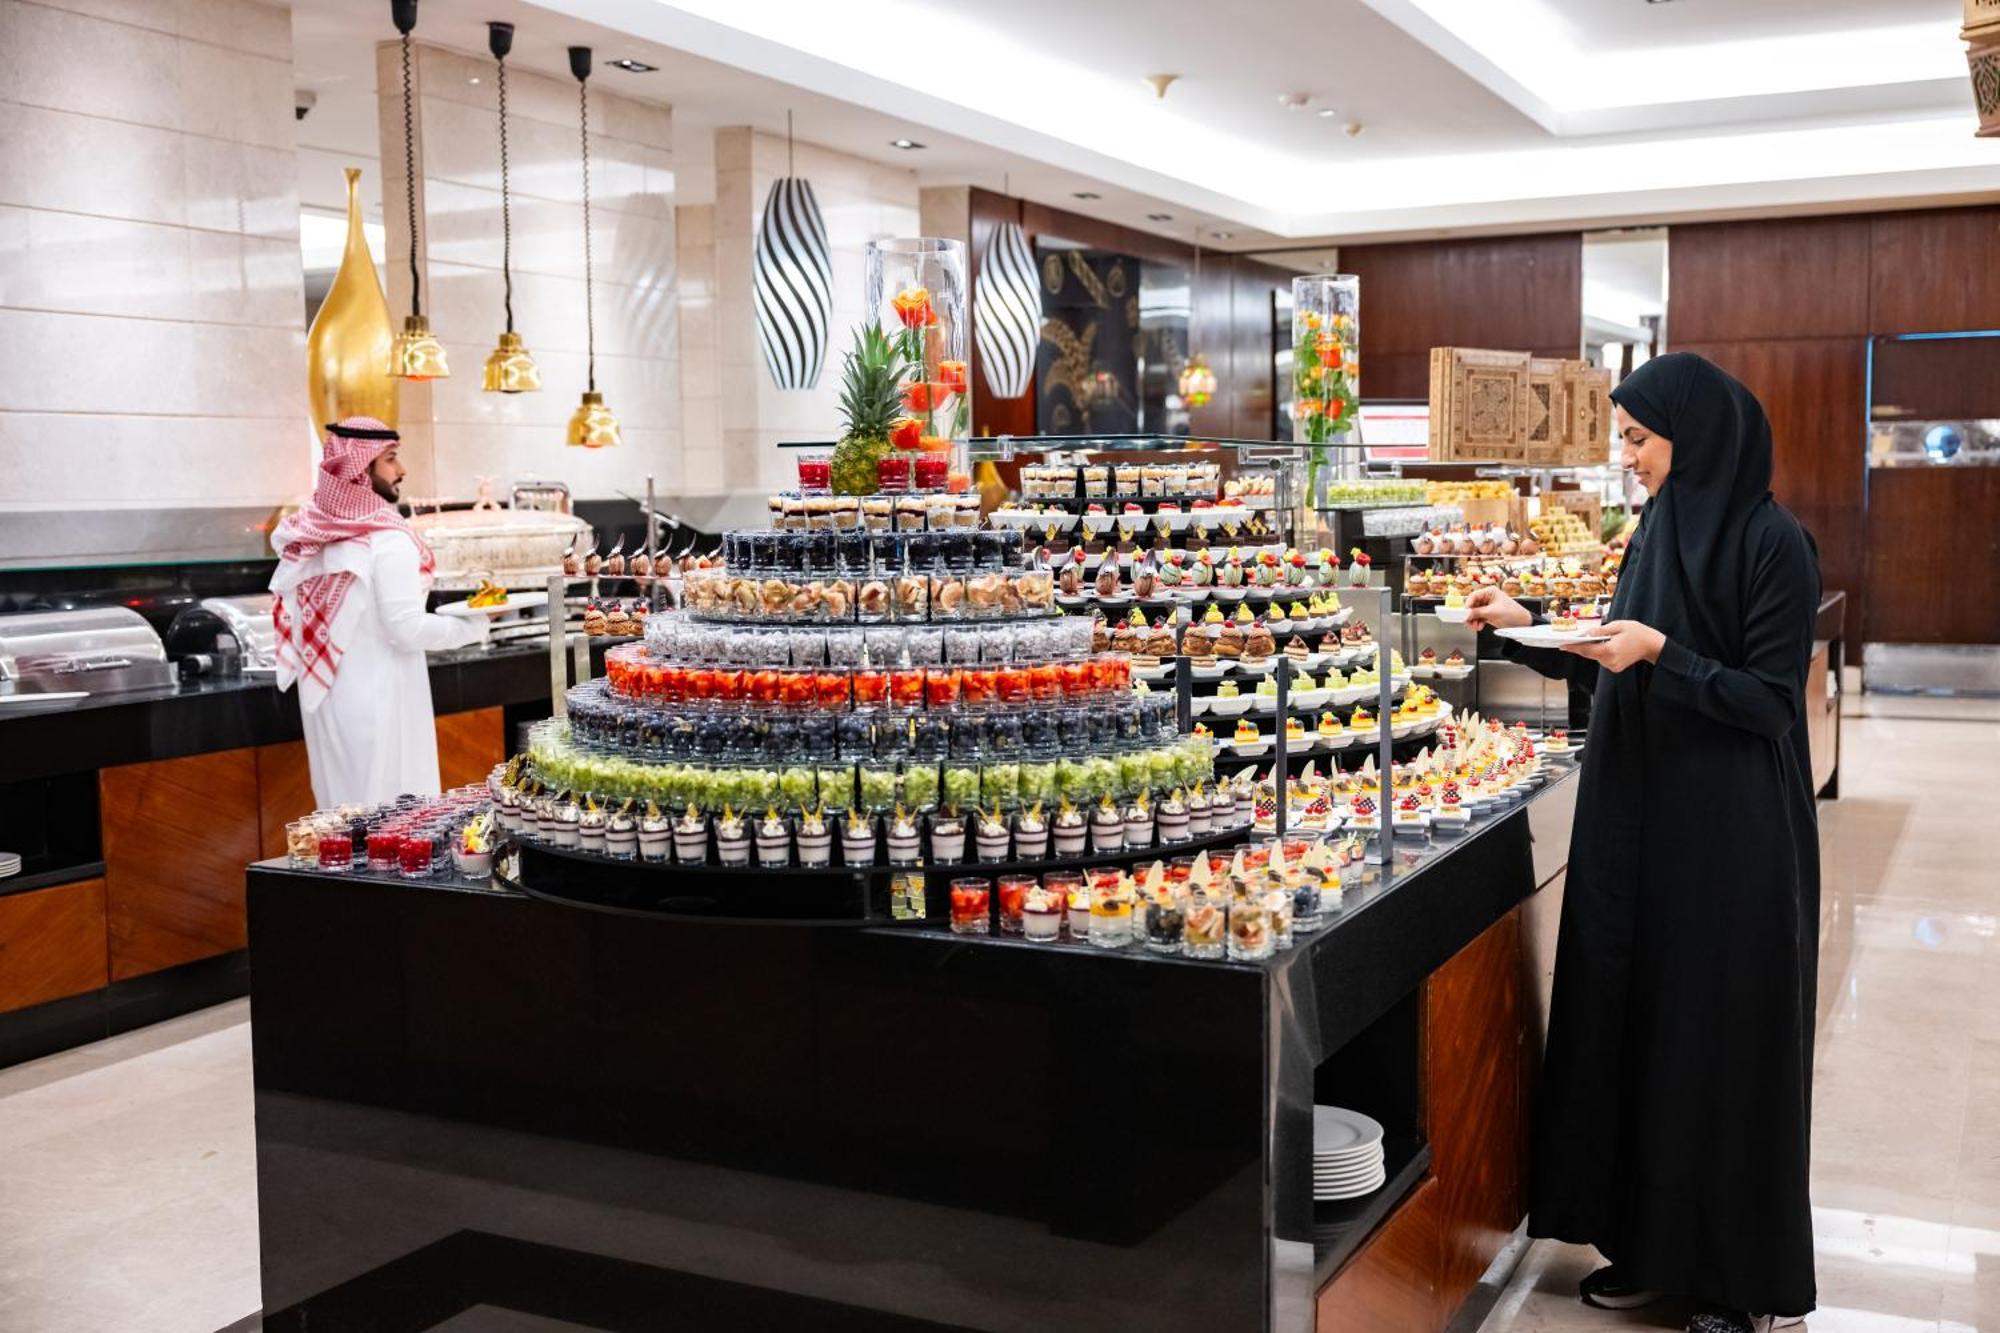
<box><xmin>306</xmin><ymin>168</ymin><xmax>398</xmax><ymax>431</ymax></box>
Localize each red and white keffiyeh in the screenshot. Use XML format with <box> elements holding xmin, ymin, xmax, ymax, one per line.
<box><xmin>270</xmin><ymin>417</ymin><xmax>433</xmax><ymax>711</ymax></box>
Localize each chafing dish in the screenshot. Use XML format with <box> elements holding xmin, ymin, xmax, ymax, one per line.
<box><xmin>410</xmin><ymin>506</ymin><xmax>589</xmax><ymax>592</ymax></box>
<box><xmin>0</xmin><ymin>607</ymin><xmax>175</xmax><ymax>697</ymax></box>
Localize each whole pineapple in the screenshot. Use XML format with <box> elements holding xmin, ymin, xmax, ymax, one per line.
<box><xmin>831</xmin><ymin>323</ymin><xmax>905</xmax><ymax>495</ymax></box>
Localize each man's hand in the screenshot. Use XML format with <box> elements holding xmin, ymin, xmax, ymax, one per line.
<box><xmin>1465</xmin><ymin>585</ymin><xmax>1533</xmax><ymax>631</ymax></box>
<box><xmin>1559</xmin><ymin>619</ymin><xmax>1664</xmax><ymax>673</ymax></box>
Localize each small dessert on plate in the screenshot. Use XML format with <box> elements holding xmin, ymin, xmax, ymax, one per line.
<box><xmin>1232</xmin><ymin>718</ymin><xmax>1262</xmax><ymax>747</ymax></box>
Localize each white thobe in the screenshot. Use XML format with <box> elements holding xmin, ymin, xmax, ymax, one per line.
<box><xmin>296</xmin><ymin>530</ymin><xmax>487</xmax><ymax>808</ymax></box>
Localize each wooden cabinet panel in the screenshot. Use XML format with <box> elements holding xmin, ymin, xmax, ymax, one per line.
<box><xmin>1316</xmin><ymin>1177</ymin><xmax>1442</xmax><ymax>1333</ymax></box>
<box><xmin>1424</xmin><ymin>909</ymin><xmax>1525</xmax><ymax>1316</ymax></box>
<box><xmin>1869</xmin><ymin>206</ymin><xmax>2000</xmax><ymax>335</ymax></box>
<box><xmin>1865</xmin><ymin>467</ymin><xmax>2000</xmax><ymax>644</ymax></box>
<box><xmin>255</xmin><ymin>740</ymin><xmax>315</xmax><ymax>863</ymax></box>
<box><xmin>1341</xmin><ymin>235</ymin><xmax>1582</xmax><ymax>361</ymax></box>
<box><xmin>101</xmin><ymin>750</ymin><xmax>260</xmax><ymax>981</ymax></box>
<box><xmin>1670</xmin><ymin>338</ymin><xmax>1868</xmax><ymax>514</ymax></box>
<box><xmin>1670</xmin><ymin>218</ymin><xmax>1871</xmax><ymax>342</ymax></box>
<box><xmin>0</xmin><ymin>879</ymin><xmax>108</xmax><ymax>1014</ymax></box>
<box><xmin>437</xmin><ymin>707</ymin><xmax>506</xmax><ymax>792</ymax></box>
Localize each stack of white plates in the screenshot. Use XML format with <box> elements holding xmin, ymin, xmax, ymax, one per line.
<box><xmin>0</xmin><ymin>852</ymin><xmax>21</xmax><ymax>880</ymax></box>
<box><xmin>1314</xmin><ymin>1106</ymin><xmax>1386</xmax><ymax>1201</ymax></box>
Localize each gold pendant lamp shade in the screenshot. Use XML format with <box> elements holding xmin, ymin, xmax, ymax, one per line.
<box><xmin>389</xmin><ymin>0</ymin><xmax>448</xmax><ymax>381</ymax></box>
<box><xmin>566</xmin><ymin>45</ymin><xmax>619</xmax><ymax>447</ymax></box>
<box><xmin>567</xmin><ymin>390</ymin><xmax>620</xmax><ymax>447</ymax></box>
<box><xmin>306</xmin><ymin>168</ymin><xmax>399</xmax><ymax>430</ymax></box>
<box><xmin>481</xmin><ymin>22</ymin><xmax>541</xmax><ymax>394</ymax></box>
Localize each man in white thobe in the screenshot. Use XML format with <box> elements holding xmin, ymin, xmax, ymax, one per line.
<box><xmin>271</xmin><ymin>417</ymin><xmax>487</xmax><ymax>808</ymax></box>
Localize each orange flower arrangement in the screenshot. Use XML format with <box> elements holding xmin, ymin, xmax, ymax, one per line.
<box><xmin>937</xmin><ymin>359</ymin><xmax>967</xmax><ymax>391</ymax></box>
<box><xmin>889</xmin><ymin>417</ymin><xmax>923</xmax><ymax>451</ymax></box>
<box><xmin>891</xmin><ymin>287</ymin><xmax>935</xmax><ymax>329</ymax></box>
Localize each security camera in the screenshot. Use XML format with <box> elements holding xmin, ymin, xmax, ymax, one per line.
<box><xmin>295</xmin><ymin>89</ymin><xmax>318</xmax><ymax>122</ymax></box>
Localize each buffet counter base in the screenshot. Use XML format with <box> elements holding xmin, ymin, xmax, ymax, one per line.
<box><xmin>247</xmin><ymin>770</ymin><xmax>1574</xmax><ymax>1333</ymax></box>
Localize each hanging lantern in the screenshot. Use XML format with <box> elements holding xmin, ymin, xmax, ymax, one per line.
<box><xmin>1178</xmin><ymin>354</ymin><xmax>1218</xmax><ymax>407</ymax></box>
<box><xmin>973</xmin><ymin>219</ymin><xmax>1038</xmax><ymax>399</ymax></box>
<box><xmin>752</xmin><ymin>112</ymin><xmax>834</xmax><ymax>390</ymax></box>
<box><xmin>387</xmin><ymin>0</ymin><xmax>448</xmax><ymax>381</ymax></box>
<box><xmin>566</xmin><ymin>45</ymin><xmax>619</xmax><ymax>448</ymax></box>
<box><xmin>481</xmin><ymin>22</ymin><xmax>540</xmax><ymax>393</ymax></box>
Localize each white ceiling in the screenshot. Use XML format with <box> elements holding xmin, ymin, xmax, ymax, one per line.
<box><xmin>292</xmin><ymin>0</ymin><xmax>1994</xmax><ymax>252</ymax></box>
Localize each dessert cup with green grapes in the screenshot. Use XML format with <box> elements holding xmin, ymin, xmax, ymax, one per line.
<box><xmin>903</xmin><ymin>764</ymin><xmax>940</xmax><ymax>810</ymax></box>
<box><xmin>859</xmin><ymin>765</ymin><xmax>900</xmax><ymax>813</ymax></box>
<box><xmin>817</xmin><ymin>765</ymin><xmax>857</xmax><ymax>812</ymax></box>
<box><xmin>779</xmin><ymin>765</ymin><xmax>818</xmax><ymax>813</ymax></box>
<box><xmin>943</xmin><ymin>764</ymin><xmax>981</xmax><ymax>811</ymax></box>
<box><xmin>981</xmin><ymin>761</ymin><xmax>1020</xmax><ymax>810</ymax></box>
<box><xmin>1019</xmin><ymin>761</ymin><xmax>1058</xmax><ymax>806</ymax></box>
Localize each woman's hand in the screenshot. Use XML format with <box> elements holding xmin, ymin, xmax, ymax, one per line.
<box><xmin>1464</xmin><ymin>585</ymin><xmax>1532</xmax><ymax>631</ymax></box>
<box><xmin>1560</xmin><ymin>619</ymin><xmax>1665</xmax><ymax>673</ymax></box>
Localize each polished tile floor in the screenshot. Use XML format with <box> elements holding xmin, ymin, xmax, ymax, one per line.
<box><xmin>0</xmin><ymin>713</ymin><xmax>1994</xmax><ymax>1333</ymax></box>
<box><xmin>1480</xmin><ymin>709</ymin><xmax>2000</xmax><ymax>1333</ymax></box>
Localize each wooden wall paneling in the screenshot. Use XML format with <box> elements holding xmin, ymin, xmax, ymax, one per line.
<box><xmin>1670</xmin><ymin>338</ymin><xmax>1869</xmax><ymax>645</ymax></box>
<box><xmin>1869</xmin><ymin>206</ymin><xmax>2000</xmax><ymax>335</ymax></box>
<box><xmin>1189</xmin><ymin>250</ymin><xmax>1238</xmax><ymax>439</ymax></box>
<box><xmin>1339</xmin><ymin>234</ymin><xmax>1582</xmax><ymax>396</ymax></box>
<box><xmin>1864</xmin><ymin>468</ymin><xmax>2000</xmax><ymax>644</ymax></box>
<box><xmin>1668</xmin><ymin>218</ymin><xmax>1871</xmax><ymax>342</ymax></box>
<box><xmin>256</xmin><ymin>740</ymin><xmax>315</xmax><ymax>862</ymax></box>
<box><xmin>1423</xmin><ymin>908</ymin><xmax>1526</xmax><ymax>1317</ymax></box>
<box><xmin>1224</xmin><ymin>256</ymin><xmax>1296</xmax><ymax>439</ymax></box>
<box><xmin>0</xmin><ymin>879</ymin><xmax>108</xmax><ymax>1014</ymax></box>
<box><xmin>1870</xmin><ymin>333</ymin><xmax>2000</xmax><ymax>421</ymax></box>
<box><xmin>101</xmin><ymin>749</ymin><xmax>260</xmax><ymax>980</ymax></box>
<box><xmin>437</xmin><ymin>707</ymin><xmax>507</xmax><ymax>792</ymax></box>
<box><xmin>1315</xmin><ymin>1177</ymin><xmax>1443</xmax><ymax>1333</ymax></box>
<box><xmin>968</xmin><ymin>187</ymin><xmax>1036</xmax><ymax>438</ymax></box>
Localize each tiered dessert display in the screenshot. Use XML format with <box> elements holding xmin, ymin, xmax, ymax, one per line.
<box><xmin>496</xmin><ymin>504</ymin><xmax>1242</xmax><ymax>923</ymax></box>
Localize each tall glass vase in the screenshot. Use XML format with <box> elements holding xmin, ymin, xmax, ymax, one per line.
<box><xmin>1291</xmin><ymin>275</ymin><xmax>1360</xmax><ymax>518</ymax></box>
<box><xmin>866</xmin><ymin>238</ymin><xmax>970</xmax><ymax>491</ymax></box>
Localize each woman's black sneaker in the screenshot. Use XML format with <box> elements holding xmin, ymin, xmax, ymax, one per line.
<box><xmin>1580</xmin><ymin>1265</ymin><xmax>1659</xmax><ymax>1310</ymax></box>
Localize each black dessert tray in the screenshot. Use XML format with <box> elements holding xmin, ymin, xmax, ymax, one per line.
<box><xmin>500</xmin><ymin>823</ymin><xmax>1251</xmax><ymax>925</ymax></box>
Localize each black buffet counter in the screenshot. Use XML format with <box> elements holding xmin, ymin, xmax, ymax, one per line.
<box><xmin>0</xmin><ymin>637</ymin><xmax>598</xmax><ymax>1070</ymax></box>
<box><xmin>0</xmin><ymin>638</ymin><xmax>581</xmax><ymax>782</ymax></box>
<box><xmin>246</xmin><ymin>767</ymin><xmax>1576</xmax><ymax>1333</ymax></box>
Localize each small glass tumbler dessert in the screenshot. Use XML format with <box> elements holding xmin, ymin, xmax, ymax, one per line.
<box><xmin>1021</xmin><ymin>885</ymin><xmax>1063</xmax><ymax>941</ymax></box>
<box><xmin>949</xmin><ymin>878</ymin><xmax>992</xmax><ymax>935</ymax></box>
<box><xmin>286</xmin><ymin>819</ymin><xmax>320</xmax><ymax>868</ymax></box>
<box><xmin>1143</xmin><ymin>893</ymin><xmax>1185</xmax><ymax>954</ymax></box>
<box><xmin>996</xmin><ymin>873</ymin><xmax>1034</xmax><ymax>934</ymax></box>
<box><xmin>1264</xmin><ymin>886</ymin><xmax>1295</xmax><ymax>951</ymax></box>
<box><xmin>1044</xmin><ymin>870</ymin><xmax>1086</xmax><ymax>942</ymax></box>
<box><xmin>1227</xmin><ymin>898</ymin><xmax>1274</xmax><ymax>961</ymax></box>
<box><xmin>797</xmin><ymin>452</ymin><xmax>832</xmax><ymax>496</ymax></box>
<box><xmin>1182</xmin><ymin>891</ymin><xmax>1227</xmax><ymax>959</ymax></box>
<box><xmin>1089</xmin><ymin>883</ymin><xmax>1134</xmax><ymax>949</ymax></box>
<box><xmin>316</xmin><ymin>829</ymin><xmax>354</xmax><ymax>873</ymax></box>
<box><xmin>398</xmin><ymin>832</ymin><xmax>434</xmax><ymax>879</ymax></box>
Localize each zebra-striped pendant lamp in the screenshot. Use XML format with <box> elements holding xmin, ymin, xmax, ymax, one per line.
<box><xmin>974</xmin><ymin>220</ymin><xmax>1038</xmax><ymax>399</ymax></box>
<box><xmin>752</xmin><ymin>175</ymin><xmax>834</xmax><ymax>390</ymax></box>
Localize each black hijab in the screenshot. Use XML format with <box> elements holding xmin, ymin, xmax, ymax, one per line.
<box><xmin>1608</xmin><ymin>352</ymin><xmax>1775</xmax><ymax>663</ymax></box>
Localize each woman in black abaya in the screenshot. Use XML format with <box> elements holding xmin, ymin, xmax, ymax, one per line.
<box><xmin>1466</xmin><ymin>353</ymin><xmax>1821</xmax><ymax>1333</ymax></box>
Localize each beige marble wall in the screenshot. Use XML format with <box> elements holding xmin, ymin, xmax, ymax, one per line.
<box><xmin>0</xmin><ymin>0</ymin><xmax>306</xmax><ymax>513</ymax></box>
<box><xmin>675</xmin><ymin>203</ymin><xmax>725</xmax><ymax>495</ymax></box>
<box><xmin>377</xmin><ymin>41</ymin><xmax>676</xmax><ymax>504</ymax></box>
<box><xmin>713</xmin><ymin>127</ymin><xmax>920</xmax><ymax>494</ymax></box>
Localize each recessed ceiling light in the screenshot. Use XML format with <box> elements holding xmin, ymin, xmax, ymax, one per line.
<box><xmin>605</xmin><ymin>58</ymin><xmax>658</xmax><ymax>72</ymax></box>
<box><xmin>1277</xmin><ymin>93</ymin><xmax>1311</xmax><ymax>111</ymax></box>
<box><xmin>1073</xmin><ymin>191</ymin><xmax>1102</xmax><ymax>200</ymax></box>
<box><xmin>1146</xmin><ymin>212</ymin><xmax>1173</xmax><ymax>221</ymax></box>
<box><xmin>467</xmin><ymin>76</ymin><xmax>481</xmax><ymax>85</ymax></box>
<box><xmin>890</xmin><ymin>138</ymin><xmax>925</xmax><ymax>150</ymax></box>
<box><xmin>1211</xmin><ymin>231</ymin><xmax>1234</xmax><ymax>240</ymax></box>
<box><xmin>1317</xmin><ymin>108</ymin><xmax>1338</xmax><ymax>118</ymax></box>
